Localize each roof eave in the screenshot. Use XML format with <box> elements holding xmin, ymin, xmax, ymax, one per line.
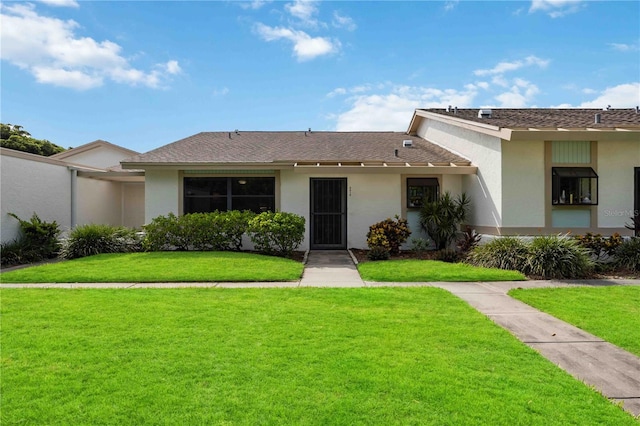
<box><xmin>410</xmin><ymin>110</ymin><xmax>514</xmax><ymax>140</ymax></box>
<box><xmin>509</xmin><ymin>128</ymin><xmax>640</xmax><ymax>142</ymax></box>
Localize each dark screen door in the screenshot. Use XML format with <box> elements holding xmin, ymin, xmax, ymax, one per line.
<box><xmin>635</xmin><ymin>168</ymin><xmax>640</xmax><ymax>236</ymax></box>
<box><xmin>310</xmin><ymin>178</ymin><xmax>347</xmax><ymax>249</ymax></box>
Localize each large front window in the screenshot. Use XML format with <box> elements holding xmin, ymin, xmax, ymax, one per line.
<box><xmin>184</xmin><ymin>177</ymin><xmax>275</xmax><ymax>213</ymax></box>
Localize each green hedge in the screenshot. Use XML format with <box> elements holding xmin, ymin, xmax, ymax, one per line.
<box><xmin>247</xmin><ymin>212</ymin><xmax>305</xmax><ymax>257</ymax></box>
<box><xmin>143</xmin><ymin>211</ymin><xmax>256</xmax><ymax>252</ymax></box>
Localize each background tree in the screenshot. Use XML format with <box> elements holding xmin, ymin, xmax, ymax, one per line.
<box><xmin>1</xmin><ymin>123</ymin><xmax>66</xmax><ymax>156</ymax></box>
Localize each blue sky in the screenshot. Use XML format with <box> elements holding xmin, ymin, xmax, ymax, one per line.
<box><xmin>1</xmin><ymin>0</ymin><xmax>639</xmax><ymax>153</ymax></box>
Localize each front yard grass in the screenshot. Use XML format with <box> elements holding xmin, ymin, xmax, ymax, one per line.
<box><xmin>0</xmin><ymin>252</ymin><xmax>303</xmax><ymax>283</ymax></box>
<box><xmin>1</xmin><ymin>287</ymin><xmax>634</xmax><ymax>425</ymax></box>
<box><xmin>509</xmin><ymin>285</ymin><xmax>640</xmax><ymax>357</ymax></box>
<box><xmin>358</xmin><ymin>259</ymin><xmax>526</xmax><ymax>282</ymax></box>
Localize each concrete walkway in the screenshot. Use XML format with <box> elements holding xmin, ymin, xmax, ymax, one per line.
<box><xmin>299</xmin><ymin>250</ymin><xmax>364</xmax><ymax>287</ymax></box>
<box><xmin>2</xmin><ymin>250</ymin><xmax>640</xmax><ymax>416</ymax></box>
<box><xmin>434</xmin><ymin>281</ymin><xmax>640</xmax><ymax>417</ymax></box>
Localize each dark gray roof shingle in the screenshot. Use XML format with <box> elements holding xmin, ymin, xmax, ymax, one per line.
<box><xmin>122</xmin><ymin>131</ymin><xmax>467</xmax><ymax>165</ymax></box>
<box><xmin>421</xmin><ymin>108</ymin><xmax>640</xmax><ymax>129</ymax></box>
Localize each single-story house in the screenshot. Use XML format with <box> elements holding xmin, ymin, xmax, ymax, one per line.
<box><xmin>2</xmin><ymin>108</ymin><xmax>638</xmax><ymax>249</ymax></box>
<box><xmin>120</xmin><ymin>131</ymin><xmax>476</xmax><ymax>250</ymax></box>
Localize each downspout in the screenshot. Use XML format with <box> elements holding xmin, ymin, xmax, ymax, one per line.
<box><xmin>69</xmin><ymin>167</ymin><xmax>78</xmax><ymax>229</ymax></box>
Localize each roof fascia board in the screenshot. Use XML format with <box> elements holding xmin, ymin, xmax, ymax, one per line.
<box><xmin>413</xmin><ymin>110</ymin><xmax>513</xmax><ymax>140</ymax></box>
<box><xmin>52</xmin><ymin>141</ymin><xmax>139</xmax><ymax>160</ymax></box>
<box><xmin>1</xmin><ymin>147</ymin><xmax>70</xmax><ymax>166</ymax></box>
<box><xmin>509</xmin><ymin>129</ymin><xmax>640</xmax><ymax>142</ymax></box>
<box><xmin>292</xmin><ymin>165</ymin><xmax>477</xmax><ymax>175</ymax></box>
<box><xmin>121</xmin><ymin>163</ymin><xmax>292</xmax><ymax>170</ymax></box>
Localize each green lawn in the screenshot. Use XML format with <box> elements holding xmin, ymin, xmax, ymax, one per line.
<box><xmin>1</xmin><ymin>288</ymin><xmax>634</xmax><ymax>425</ymax></box>
<box><xmin>358</xmin><ymin>259</ymin><xmax>526</xmax><ymax>282</ymax></box>
<box><xmin>509</xmin><ymin>285</ymin><xmax>640</xmax><ymax>357</ymax></box>
<box><xmin>0</xmin><ymin>252</ymin><xmax>303</xmax><ymax>283</ymax></box>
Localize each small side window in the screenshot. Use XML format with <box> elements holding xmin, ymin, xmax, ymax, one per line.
<box><xmin>552</xmin><ymin>167</ymin><xmax>598</xmax><ymax>205</ymax></box>
<box><xmin>407</xmin><ymin>178</ymin><xmax>439</xmax><ymax>208</ymax></box>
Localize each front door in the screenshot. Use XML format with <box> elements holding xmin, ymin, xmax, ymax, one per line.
<box><xmin>310</xmin><ymin>178</ymin><xmax>347</xmax><ymax>249</ymax></box>
<box><xmin>635</xmin><ymin>168</ymin><xmax>640</xmax><ymax>236</ymax></box>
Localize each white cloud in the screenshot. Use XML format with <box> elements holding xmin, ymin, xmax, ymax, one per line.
<box><xmin>32</xmin><ymin>66</ymin><xmax>102</xmax><ymax>89</ymax></box>
<box><xmin>164</xmin><ymin>60</ymin><xmax>182</xmax><ymax>75</ymax></box>
<box><xmin>334</xmin><ymin>85</ymin><xmax>478</xmax><ymax>131</ymax></box>
<box><xmin>239</xmin><ymin>0</ymin><xmax>272</xmax><ymax>10</ymax></box>
<box><xmin>38</xmin><ymin>0</ymin><xmax>79</xmax><ymax>7</ymax></box>
<box><xmin>577</xmin><ymin>83</ymin><xmax>640</xmax><ymax>108</ymax></box>
<box><xmin>609</xmin><ymin>42</ymin><xmax>639</xmax><ymax>52</ymax></box>
<box><xmin>0</xmin><ymin>3</ymin><xmax>181</xmax><ymax>90</ymax></box>
<box><xmin>285</xmin><ymin>0</ymin><xmax>317</xmax><ymax>21</ymax></box>
<box><xmin>529</xmin><ymin>0</ymin><xmax>584</xmax><ymax>18</ymax></box>
<box><xmin>213</xmin><ymin>87</ymin><xmax>230</xmax><ymax>96</ymax></box>
<box><xmin>254</xmin><ymin>23</ymin><xmax>339</xmax><ymax>61</ymax></box>
<box><xmin>444</xmin><ymin>1</ymin><xmax>459</xmax><ymax>12</ymax></box>
<box><xmin>474</xmin><ymin>55</ymin><xmax>549</xmax><ymax>76</ymax></box>
<box><xmin>495</xmin><ymin>79</ymin><xmax>540</xmax><ymax>107</ymax></box>
<box><xmin>332</xmin><ymin>11</ymin><xmax>356</xmax><ymax>31</ymax></box>
<box><xmin>327</xmin><ymin>87</ymin><xmax>347</xmax><ymax>97</ymax></box>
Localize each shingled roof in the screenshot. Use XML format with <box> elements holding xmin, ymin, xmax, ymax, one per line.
<box><xmin>121</xmin><ymin>131</ymin><xmax>470</xmax><ymax>166</ymax></box>
<box><xmin>418</xmin><ymin>108</ymin><xmax>640</xmax><ymax>129</ymax></box>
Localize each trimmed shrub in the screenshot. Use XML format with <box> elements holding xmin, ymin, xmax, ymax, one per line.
<box><xmin>526</xmin><ymin>235</ymin><xmax>594</xmax><ymax>279</ymax></box>
<box><xmin>143</xmin><ymin>211</ymin><xmax>256</xmax><ymax>252</ymax></box>
<box><xmin>217</xmin><ymin>210</ymin><xmax>256</xmax><ymax>251</ymax></box>
<box><xmin>5</xmin><ymin>213</ymin><xmax>61</xmax><ymax>262</ymax></box>
<box><xmin>248</xmin><ymin>212</ymin><xmax>305</xmax><ymax>257</ymax></box>
<box><xmin>143</xmin><ymin>213</ymin><xmax>189</xmax><ymax>251</ymax></box>
<box><xmin>61</xmin><ymin>224</ymin><xmax>141</xmax><ymax>259</ymax></box>
<box><xmin>466</xmin><ymin>236</ymin><xmax>529</xmax><ymax>272</ymax></box>
<box><xmin>366</xmin><ymin>216</ymin><xmax>411</xmax><ymax>256</ymax></box>
<box><xmin>613</xmin><ymin>237</ymin><xmax>640</xmax><ymax>272</ymax></box>
<box><xmin>368</xmin><ymin>245</ymin><xmax>390</xmax><ymax>261</ymax></box>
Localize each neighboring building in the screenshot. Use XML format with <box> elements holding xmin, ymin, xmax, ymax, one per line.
<box><xmin>408</xmin><ymin>108</ymin><xmax>640</xmax><ymax>237</ymax></box>
<box><xmin>1</xmin><ymin>140</ymin><xmax>144</xmax><ymax>243</ymax></box>
<box><xmin>3</xmin><ymin>108</ymin><xmax>638</xmax><ymax>248</ymax></box>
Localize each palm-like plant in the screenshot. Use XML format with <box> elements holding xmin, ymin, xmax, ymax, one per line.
<box><xmin>625</xmin><ymin>216</ymin><xmax>640</xmax><ymax>236</ymax></box>
<box><xmin>419</xmin><ymin>192</ymin><xmax>470</xmax><ymax>250</ymax></box>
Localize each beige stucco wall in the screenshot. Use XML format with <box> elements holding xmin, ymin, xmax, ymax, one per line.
<box><xmin>597</xmin><ymin>140</ymin><xmax>639</xmax><ymax>229</ymax></box>
<box><xmin>279</xmin><ymin>170</ymin><xmax>403</xmax><ymax>250</ymax></box>
<box><xmin>76</xmin><ymin>177</ymin><xmax>122</xmax><ymax>227</ymax></box>
<box><xmin>501</xmin><ymin>140</ymin><xmax>546</xmax><ymax>227</ymax></box>
<box><xmin>123</xmin><ymin>183</ymin><xmax>145</xmax><ymax>229</ymax></box>
<box><xmin>1</xmin><ymin>152</ymin><xmax>72</xmax><ymax>241</ymax></box>
<box><xmin>60</xmin><ymin>146</ymin><xmax>135</xmax><ymax>169</ymax></box>
<box><xmin>416</xmin><ymin>118</ymin><xmax>503</xmax><ymax>229</ymax></box>
<box><xmin>145</xmin><ymin>169</ymin><xmax>180</xmax><ymax>223</ymax></box>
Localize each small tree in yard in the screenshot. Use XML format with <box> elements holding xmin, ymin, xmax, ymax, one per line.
<box><xmin>419</xmin><ymin>192</ymin><xmax>470</xmax><ymax>250</ymax></box>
